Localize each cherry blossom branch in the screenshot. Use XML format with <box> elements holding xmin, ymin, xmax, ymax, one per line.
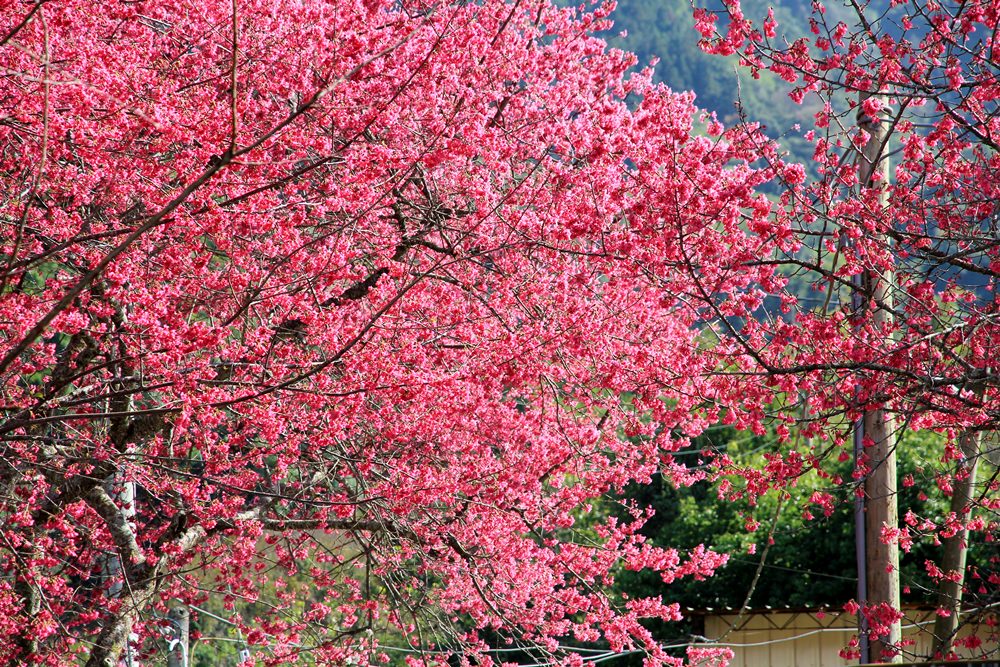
<box><xmin>229</xmin><ymin>0</ymin><xmax>239</xmax><ymax>149</ymax></box>
<box><xmin>2</xmin><ymin>6</ymin><xmax>49</xmax><ymax>295</ymax></box>
<box><xmin>83</xmin><ymin>486</ymin><xmax>145</xmax><ymax>568</ymax></box>
<box><xmin>0</xmin><ymin>160</ymin><xmax>227</xmax><ymax>377</ymax></box>
<box><xmin>0</xmin><ymin>0</ymin><xmax>46</xmax><ymax>47</ymax></box>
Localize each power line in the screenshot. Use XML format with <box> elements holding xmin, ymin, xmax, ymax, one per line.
<box><xmin>188</xmin><ymin>602</ymin><xmax>998</xmax><ymax>666</ymax></box>
<box><xmin>725</xmin><ymin>556</ymin><xmax>858</xmax><ymax>581</ymax></box>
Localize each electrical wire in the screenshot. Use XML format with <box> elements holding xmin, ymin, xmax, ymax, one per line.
<box><xmin>188</xmin><ymin>604</ymin><xmax>998</xmax><ymax>665</ymax></box>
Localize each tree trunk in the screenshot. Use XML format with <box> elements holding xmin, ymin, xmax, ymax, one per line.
<box><xmin>932</xmin><ymin>429</ymin><xmax>981</xmax><ymax>657</ymax></box>
<box><xmin>85</xmin><ymin>581</ymin><xmax>158</xmax><ymax>667</ymax></box>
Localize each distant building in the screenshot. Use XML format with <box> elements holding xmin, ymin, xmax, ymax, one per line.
<box><xmin>692</xmin><ymin>607</ymin><xmax>998</xmax><ymax>667</ymax></box>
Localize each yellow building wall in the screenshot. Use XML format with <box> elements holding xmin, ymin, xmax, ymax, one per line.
<box><xmin>701</xmin><ymin>609</ymin><xmax>998</xmax><ymax>667</ymax></box>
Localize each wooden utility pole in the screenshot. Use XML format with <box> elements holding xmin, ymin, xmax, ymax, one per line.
<box><xmin>863</xmin><ymin>408</ymin><xmax>901</xmax><ymax>662</ymax></box>
<box><xmin>852</xmin><ymin>414</ymin><xmax>870</xmax><ymax>665</ymax></box>
<box><xmin>166</xmin><ymin>605</ymin><xmax>190</xmax><ymax>667</ymax></box>
<box><xmin>856</xmin><ymin>93</ymin><xmax>902</xmax><ymax>663</ymax></box>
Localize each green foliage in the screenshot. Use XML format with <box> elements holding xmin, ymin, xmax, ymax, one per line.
<box><xmin>611</xmin><ymin>427</ymin><xmax>855</xmax><ymax>614</ymax></box>
<box><xmin>608</xmin><ymin>426</ymin><xmax>994</xmax><ymax>623</ymax></box>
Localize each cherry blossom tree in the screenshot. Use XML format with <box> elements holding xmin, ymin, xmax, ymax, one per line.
<box><xmin>690</xmin><ymin>0</ymin><xmax>1000</xmax><ymax>661</ymax></box>
<box><xmin>5</xmin><ymin>0</ymin><xmax>997</xmax><ymax>661</ymax></box>
<box><xmin>0</xmin><ymin>0</ymin><xmax>781</xmax><ymax>664</ymax></box>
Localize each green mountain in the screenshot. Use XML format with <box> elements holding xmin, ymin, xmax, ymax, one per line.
<box><xmin>606</xmin><ymin>0</ymin><xmax>818</xmax><ymax>162</ymax></box>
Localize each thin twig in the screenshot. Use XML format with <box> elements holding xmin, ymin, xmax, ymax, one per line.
<box><xmin>230</xmin><ymin>0</ymin><xmax>239</xmax><ymax>149</ymax></box>
<box><xmin>715</xmin><ymin>496</ymin><xmax>785</xmax><ymax>643</ymax></box>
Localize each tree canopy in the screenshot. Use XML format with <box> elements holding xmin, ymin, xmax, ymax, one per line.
<box><xmin>1</xmin><ymin>0</ymin><xmax>997</xmax><ymax>664</ymax></box>
<box><xmin>0</xmin><ymin>0</ymin><xmax>775</xmax><ymax>663</ymax></box>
